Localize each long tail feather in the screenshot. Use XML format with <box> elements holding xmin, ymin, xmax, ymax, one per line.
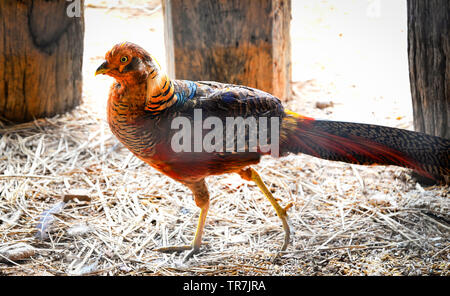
<box><xmin>280</xmin><ymin>111</ymin><xmax>450</xmax><ymax>178</ymax></box>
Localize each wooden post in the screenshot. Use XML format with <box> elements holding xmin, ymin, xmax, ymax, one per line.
<box><xmin>407</xmin><ymin>0</ymin><xmax>449</xmax><ymax>139</ymax></box>
<box><xmin>162</xmin><ymin>0</ymin><xmax>291</xmax><ymax>101</ymax></box>
<box><xmin>0</xmin><ymin>0</ymin><xmax>84</xmax><ymax>123</ymax></box>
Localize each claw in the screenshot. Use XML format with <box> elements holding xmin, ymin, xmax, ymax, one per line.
<box><xmin>153</xmin><ymin>245</ymin><xmax>202</xmax><ymax>262</ymax></box>
<box><xmin>182</xmin><ymin>246</ymin><xmax>201</xmax><ymax>262</ymax></box>
<box><xmin>153</xmin><ymin>245</ymin><xmax>192</xmax><ymax>254</ymax></box>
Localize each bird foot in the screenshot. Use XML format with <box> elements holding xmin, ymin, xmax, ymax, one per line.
<box><xmin>182</xmin><ymin>247</ymin><xmax>201</xmax><ymax>262</ymax></box>
<box><xmin>153</xmin><ymin>245</ymin><xmax>201</xmax><ymax>262</ymax></box>
<box><xmin>153</xmin><ymin>245</ymin><xmax>192</xmax><ymax>253</ymax></box>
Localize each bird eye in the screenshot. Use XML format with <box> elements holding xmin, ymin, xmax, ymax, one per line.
<box><xmin>120</xmin><ymin>56</ymin><xmax>128</xmax><ymax>63</ymax></box>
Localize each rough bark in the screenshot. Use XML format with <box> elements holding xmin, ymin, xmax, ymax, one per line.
<box><xmin>0</xmin><ymin>0</ymin><xmax>84</xmax><ymax>123</ymax></box>
<box><xmin>407</xmin><ymin>0</ymin><xmax>449</xmax><ymax>138</ymax></box>
<box><xmin>163</xmin><ymin>0</ymin><xmax>291</xmax><ymax>101</ymax></box>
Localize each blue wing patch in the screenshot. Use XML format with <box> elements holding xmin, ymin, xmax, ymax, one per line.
<box><xmin>221</xmin><ymin>91</ymin><xmax>237</xmax><ymax>103</ymax></box>
<box><xmin>175</xmin><ymin>81</ymin><xmax>198</xmax><ymax>106</ymax></box>
<box><xmin>186</xmin><ymin>82</ymin><xmax>197</xmax><ymax>100</ymax></box>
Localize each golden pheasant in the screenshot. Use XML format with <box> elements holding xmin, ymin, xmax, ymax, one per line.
<box><xmin>96</xmin><ymin>42</ymin><xmax>449</xmax><ymax>261</ymax></box>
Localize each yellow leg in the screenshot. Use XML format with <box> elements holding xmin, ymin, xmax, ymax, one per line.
<box><xmin>154</xmin><ymin>180</ymin><xmax>210</xmax><ymax>262</ymax></box>
<box><xmin>239</xmin><ymin>167</ymin><xmax>293</xmax><ymax>253</ymax></box>
<box><xmin>183</xmin><ymin>201</ymin><xmax>209</xmax><ymax>261</ymax></box>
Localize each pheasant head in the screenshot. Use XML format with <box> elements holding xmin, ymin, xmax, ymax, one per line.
<box><xmin>95</xmin><ymin>42</ymin><xmax>162</xmax><ymax>85</ymax></box>
<box><xmin>96</xmin><ymin>42</ymin><xmax>177</xmax><ymax>113</ymax></box>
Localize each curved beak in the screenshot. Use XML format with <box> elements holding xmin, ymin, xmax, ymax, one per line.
<box><xmin>95</xmin><ymin>61</ymin><xmax>111</xmax><ymax>76</ymax></box>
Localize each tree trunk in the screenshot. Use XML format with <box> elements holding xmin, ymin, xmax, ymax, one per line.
<box><xmin>162</xmin><ymin>0</ymin><xmax>291</xmax><ymax>101</ymax></box>
<box><xmin>0</xmin><ymin>0</ymin><xmax>84</xmax><ymax>123</ymax></box>
<box><xmin>407</xmin><ymin>0</ymin><xmax>449</xmax><ymax>139</ymax></box>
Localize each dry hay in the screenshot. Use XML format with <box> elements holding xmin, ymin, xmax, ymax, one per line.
<box><xmin>0</xmin><ymin>101</ymin><xmax>448</xmax><ymax>276</ymax></box>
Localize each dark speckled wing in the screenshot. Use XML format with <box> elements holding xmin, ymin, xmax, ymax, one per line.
<box><xmin>144</xmin><ymin>81</ymin><xmax>287</xmax><ymax>181</ymax></box>
<box><xmin>182</xmin><ymin>81</ymin><xmax>285</xmax><ymax>118</ymax></box>
<box><xmin>172</xmin><ymin>81</ymin><xmax>285</xmax><ymax>155</ymax></box>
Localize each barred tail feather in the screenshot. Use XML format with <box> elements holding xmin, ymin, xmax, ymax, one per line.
<box><xmin>280</xmin><ymin>112</ymin><xmax>450</xmax><ymax>179</ymax></box>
